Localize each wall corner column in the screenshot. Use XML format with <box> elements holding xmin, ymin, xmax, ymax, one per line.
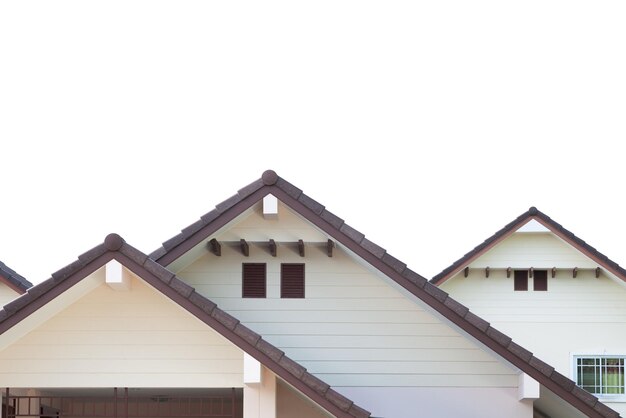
<box><xmin>243</xmin><ymin>362</ymin><xmax>277</xmax><ymax>418</ymax></box>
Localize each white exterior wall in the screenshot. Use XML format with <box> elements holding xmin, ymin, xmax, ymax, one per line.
<box><xmin>0</xmin><ymin>276</ymin><xmax>243</xmax><ymax>388</ymax></box>
<box><xmin>339</xmin><ymin>387</ymin><xmax>533</xmax><ymax>418</ymax></box>
<box><xmin>441</xmin><ymin>232</ymin><xmax>626</xmax><ymax>416</ymax></box>
<box><xmin>173</xmin><ymin>202</ymin><xmax>529</xmax><ymax>417</ymax></box>
<box><xmin>178</xmin><ymin>245</ymin><xmax>518</xmax><ymax>389</ymax></box>
<box><xmin>470</xmin><ymin>233</ymin><xmax>596</xmax><ymax>268</ymax></box>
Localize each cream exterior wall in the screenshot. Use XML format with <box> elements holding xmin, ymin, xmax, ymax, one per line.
<box><xmin>441</xmin><ymin>232</ymin><xmax>626</xmax><ymax>416</ymax></box>
<box><xmin>0</xmin><ymin>275</ymin><xmax>244</xmax><ymax>388</ymax></box>
<box><xmin>0</xmin><ymin>283</ymin><xmax>20</xmax><ymax>307</ymax></box>
<box><xmin>276</xmin><ymin>380</ymin><xmax>331</xmax><ymax>418</ymax></box>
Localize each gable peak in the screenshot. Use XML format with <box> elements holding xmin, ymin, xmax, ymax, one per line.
<box><xmin>262</xmin><ymin>169</ymin><xmax>279</xmax><ymax>185</ymax></box>
<box><xmin>104</xmin><ymin>233</ymin><xmax>125</xmax><ymax>251</ymax></box>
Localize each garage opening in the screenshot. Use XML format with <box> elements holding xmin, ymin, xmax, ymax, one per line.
<box><xmin>2</xmin><ymin>388</ymin><xmax>242</xmax><ymax>418</ymax></box>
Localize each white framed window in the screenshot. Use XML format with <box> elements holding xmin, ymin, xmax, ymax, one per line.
<box><xmin>574</xmin><ymin>355</ymin><xmax>626</xmax><ymax>397</ymax></box>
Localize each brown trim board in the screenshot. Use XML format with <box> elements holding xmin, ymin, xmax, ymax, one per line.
<box><xmin>151</xmin><ymin>171</ymin><xmax>620</xmax><ymax>418</ymax></box>
<box><xmin>0</xmin><ymin>235</ymin><xmax>369</xmax><ymax>418</ymax></box>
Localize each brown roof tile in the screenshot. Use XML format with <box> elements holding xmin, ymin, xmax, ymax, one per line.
<box><xmin>143</xmin><ymin>258</ymin><xmax>175</xmax><ymax>284</ymax></box>
<box><xmin>255</xmin><ymin>338</ymin><xmax>284</xmax><ymax>363</ymax></box>
<box><xmin>529</xmin><ymin>356</ymin><xmax>555</xmax><ymax>377</ymax></box>
<box><xmin>298</xmin><ymin>193</ymin><xmax>325</xmax><ymax>215</ymax></box>
<box><xmin>402</xmin><ymin>268</ymin><xmax>428</xmax><ymax>288</ymax></box>
<box><xmin>594</xmin><ymin>401</ymin><xmax>621</xmax><ymax>418</ymax></box>
<box><xmin>301</xmin><ymin>371</ymin><xmax>330</xmax><ymax>395</ymax></box>
<box><xmin>443</xmin><ymin>296</ymin><xmax>469</xmax><ymax>317</ymax></box>
<box><xmin>278</xmin><ymin>355</ymin><xmax>306</xmax><ymax>379</ymax></box>
<box><xmin>325</xmin><ymin>388</ymin><xmax>353</xmax><ymax>411</ymax></box>
<box><xmin>423</xmin><ymin>283</ymin><xmax>448</xmax><ymax>304</ymax></box>
<box><xmin>339</xmin><ymin>223</ymin><xmax>365</xmax><ymax>243</ymax></box>
<box><xmin>210</xmin><ymin>307</ymin><xmax>239</xmax><ymax>331</ymax></box>
<box><xmin>571</xmin><ymin>386</ymin><xmax>599</xmax><ymax>408</ymax></box>
<box><xmin>320</xmin><ymin>209</ymin><xmax>344</xmax><ymax>229</ymax></box>
<box><xmin>507</xmin><ymin>341</ymin><xmax>533</xmax><ymax>363</ymax></box>
<box><xmin>237</xmin><ymin>178</ymin><xmax>265</xmax><ymax>197</ymax></box>
<box><xmin>233</xmin><ymin>323</ymin><xmax>261</xmax><ymax>346</ymax></box>
<box><xmin>274</xmin><ymin>176</ymin><xmax>302</xmax><ymax>199</ymax></box>
<box><xmin>215</xmin><ymin>193</ymin><xmax>243</xmax><ymax>213</ymax></box>
<box><xmin>360</xmin><ymin>238</ymin><xmax>386</xmax><ymax>259</ymax></box>
<box><xmin>381</xmin><ymin>253</ymin><xmax>406</xmax><ymax>274</ymax></box>
<box><xmin>188</xmin><ymin>291</ymin><xmax>217</xmax><ymax>315</ymax></box>
<box><xmin>486</xmin><ymin>326</ymin><xmax>512</xmax><ymax>347</ymax></box>
<box><xmin>0</xmin><ymin>260</ymin><xmax>32</xmax><ymax>293</ymax></box>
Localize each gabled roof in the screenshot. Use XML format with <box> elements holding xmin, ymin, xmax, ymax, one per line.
<box><xmin>150</xmin><ymin>170</ymin><xmax>620</xmax><ymax>418</ymax></box>
<box><xmin>431</xmin><ymin>206</ymin><xmax>626</xmax><ymax>286</ymax></box>
<box><xmin>0</xmin><ymin>233</ymin><xmax>370</xmax><ymax>418</ymax></box>
<box><xmin>0</xmin><ymin>259</ymin><xmax>32</xmax><ymax>294</ymax></box>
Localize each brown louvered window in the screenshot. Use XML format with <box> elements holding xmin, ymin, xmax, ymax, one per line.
<box><xmin>534</xmin><ymin>270</ymin><xmax>548</xmax><ymax>291</ymax></box>
<box><xmin>242</xmin><ymin>263</ymin><xmax>266</xmax><ymax>298</ymax></box>
<box><xmin>514</xmin><ymin>270</ymin><xmax>528</xmax><ymax>291</ymax></box>
<box><xmin>281</xmin><ymin>263</ymin><xmax>305</xmax><ymax>298</ymax></box>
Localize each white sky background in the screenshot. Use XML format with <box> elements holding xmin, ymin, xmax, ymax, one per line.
<box><xmin>0</xmin><ymin>1</ymin><xmax>625</xmax><ymax>284</ymax></box>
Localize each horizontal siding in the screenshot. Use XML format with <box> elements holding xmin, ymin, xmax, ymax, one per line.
<box><xmin>0</xmin><ymin>277</ymin><xmax>243</xmax><ymax>388</ymax></box>
<box><xmin>0</xmin><ymin>374</ymin><xmax>234</xmax><ymax>388</ymax></box>
<box><xmin>300</xmin><ymin>360</ymin><xmax>512</xmax><ymax>375</ymax></box>
<box><xmin>177</xmin><ymin>209</ymin><xmax>518</xmax><ymax>389</ymax></box>
<box><xmin>286</xmin><ymin>347</ymin><xmax>496</xmax><ymax>362</ymax></box>
<box><xmin>442</xmin><ymin>268</ymin><xmax>626</xmax><ymax>375</ymax></box>
<box><xmin>470</xmin><ymin>232</ymin><xmax>597</xmax><ymax>268</ymax></box>
<box><xmin>313</xmin><ymin>374</ymin><xmax>518</xmax><ymax>387</ymax></box>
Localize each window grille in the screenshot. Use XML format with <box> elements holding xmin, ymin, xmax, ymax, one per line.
<box><xmin>576</xmin><ymin>356</ymin><xmax>625</xmax><ymax>395</ymax></box>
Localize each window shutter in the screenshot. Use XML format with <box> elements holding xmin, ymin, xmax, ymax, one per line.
<box><xmin>281</xmin><ymin>264</ymin><xmax>305</xmax><ymax>298</ymax></box>
<box><xmin>514</xmin><ymin>270</ymin><xmax>528</xmax><ymax>291</ymax></box>
<box><xmin>534</xmin><ymin>270</ymin><xmax>548</xmax><ymax>291</ymax></box>
<box><xmin>243</xmin><ymin>263</ymin><xmax>266</xmax><ymax>298</ymax></box>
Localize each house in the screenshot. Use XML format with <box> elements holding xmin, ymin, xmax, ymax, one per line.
<box><xmin>0</xmin><ymin>172</ymin><xmax>620</xmax><ymax>418</ymax></box>
<box><xmin>432</xmin><ymin>207</ymin><xmax>626</xmax><ymax>416</ymax></box>
<box><xmin>0</xmin><ymin>260</ymin><xmax>31</xmax><ymax>305</ymax></box>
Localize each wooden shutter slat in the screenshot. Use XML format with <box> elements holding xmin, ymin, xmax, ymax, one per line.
<box><xmin>514</xmin><ymin>270</ymin><xmax>528</xmax><ymax>291</ymax></box>
<box><xmin>243</xmin><ymin>263</ymin><xmax>266</xmax><ymax>298</ymax></box>
<box><xmin>281</xmin><ymin>264</ymin><xmax>305</xmax><ymax>298</ymax></box>
<box><xmin>534</xmin><ymin>270</ymin><xmax>548</xmax><ymax>291</ymax></box>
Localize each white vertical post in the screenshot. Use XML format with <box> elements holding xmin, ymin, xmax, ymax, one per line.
<box><xmin>243</xmin><ymin>365</ymin><xmax>276</xmax><ymax>418</ymax></box>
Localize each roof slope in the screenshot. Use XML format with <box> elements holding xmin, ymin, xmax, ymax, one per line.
<box><xmin>431</xmin><ymin>206</ymin><xmax>626</xmax><ymax>285</ymax></box>
<box><xmin>0</xmin><ymin>234</ymin><xmax>370</xmax><ymax>418</ymax></box>
<box><xmin>0</xmin><ymin>260</ymin><xmax>32</xmax><ymax>294</ymax></box>
<box><xmin>150</xmin><ymin>170</ymin><xmax>620</xmax><ymax>418</ymax></box>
